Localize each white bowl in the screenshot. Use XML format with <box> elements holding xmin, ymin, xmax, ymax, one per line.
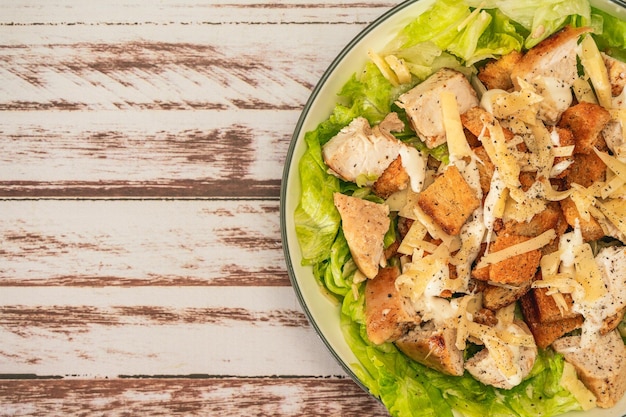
<box><xmin>280</xmin><ymin>1</ymin><xmax>626</xmax><ymax>416</ymax></box>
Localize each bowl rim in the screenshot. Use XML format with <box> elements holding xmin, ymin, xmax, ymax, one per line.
<box><xmin>279</xmin><ymin>0</ymin><xmax>626</xmax><ymax>411</ymax></box>
<box><xmin>279</xmin><ymin>0</ymin><xmax>424</xmax><ymax>398</ymax></box>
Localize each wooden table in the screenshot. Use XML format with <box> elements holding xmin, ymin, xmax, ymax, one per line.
<box><xmin>0</xmin><ymin>1</ymin><xmax>394</xmax><ymax>415</ymax></box>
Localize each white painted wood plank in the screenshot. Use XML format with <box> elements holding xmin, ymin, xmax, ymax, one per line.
<box><xmin>0</xmin><ymin>287</ymin><xmax>344</xmax><ymax>377</ymax></box>
<box><xmin>0</xmin><ymin>378</ymin><xmax>388</xmax><ymax>417</ymax></box>
<box><xmin>0</xmin><ymin>200</ymin><xmax>286</xmax><ymax>286</ymax></box>
<box><xmin>0</xmin><ymin>110</ymin><xmax>291</xmax><ymax>184</ymax></box>
<box><xmin>0</xmin><ymin>1</ymin><xmax>397</xmax><ymax>25</ymax></box>
<box><xmin>0</xmin><ymin>25</ymin><xmax>363</xmax><ymax>109</ymax></box>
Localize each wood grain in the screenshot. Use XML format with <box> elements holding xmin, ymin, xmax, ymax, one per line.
<box><xmin>0</xmin><ymin>200</ymin><xmax>286</xmax><ymax>286</ymax></box>
<box><xmin>0</xmin><ymin>1</ymin><xmax>397</xmax><ymax>25</ymax></box>
<box><xmin>0</xmin><ymin>378</ymin><xmax>388</xmax><ymax>417</ymax></box>
<box><xmin>0</xmin><ymin>287</ymin><xmax>345</xmax><ymax>376</ymax></box>
<box><xmin>0</xmin><ymin>0</ymin><xmax>399</xmax><ymax>414</ymax></box>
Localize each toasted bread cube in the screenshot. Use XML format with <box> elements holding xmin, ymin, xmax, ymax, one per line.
<box><xmin>519</xmin><ymin>291</ymin><xmax>583</xmax><ymax>348</ymax></box>
<box><xmin>560</xmin><ymin>197</ymin><xmax>605</xmax><ymax>242</ymax></box>
<box><xmin>417</xmin><ymin>165</ymin><xmax>480</xmax><ymax>236</ymax></box>
<box><xmin>461</xmin><ymin>107</ymin><xmax>516</xmax><ymax>141</ymax></box>
<box><xmin>502</xmin><ymin>201</ymin><xmax>562</xmax><ymax>238</ymax></box>
<box><xmin>551</xmin><ymin>126</ymin><xmax>576</xmax><ymax>179</ymax></box>
<box><xmin>473</xmin><ymin>146</ymin><xmax>495</xmax><ymax>196</ymax></box>
<box><xmin>531</xmin><ymin>287</ymin><xmax>580</xmax><ymax>322</ymax></box>
<box><xmin>365</xmin><ymin>266</ymin><xmax>419</xmax><ymax>345</ymax></box>
<box><xmin>372</xmin><ymin>155</ymin><xmax>409</xmax><ymax>199</ymax></box>
<box><xmin>483</xmin><ymin>280</ymin><xmax>532</xmax><ymax>310</ymax></box>
<box><xmin>565</xmin><ymin>152</ymin><xmax>607</xmax><ymax>188</ymax></box>
<box><xmin>478</xmin><ymin>50</ymin><xmax>523</xmax><ymax>91</ymax></box>
<box><xmin>487</xmin><ymin>234</ymin><xmax>542</xmax><ymax>286</ymax></box>
<box><xmin>558</xmin><ymin>102</ymin><xmax>611</xmax><ymax>155</ymax></box>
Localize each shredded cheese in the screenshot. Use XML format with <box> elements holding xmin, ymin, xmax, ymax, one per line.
<box><xmin>573</xmin><ymin>244</ymin><xmax>607</xmax><ymax>302</ymax></box>
<box><xmin>475</xmin><ymin>229</ymin><xmax>556</xmax><ymax>269</ymax></box>
<box><xmin>384</xmin><ymin>55</ymin><xmax>412</xmax><ymax>85</ymax></box>
<box><xmin>560</xmin><ymin>362</ymin><xmax>597</xmax><ymax>411</ymax></box>
<box><xmin>368</xmin><ymin>50</ymin><xmax>399</xmax><ymax>87</ymax></box>
<box><xmin>441</xmin><ymin>91</ymin><xmax>473</xmax><ymax>163</ymax></box>
<box><xmin>593</xmin><ymin>148</ymin><xmax>626</xmax><ymax>181</ymax></box>
<box><xmin>579</xmin><ymin>35</ymin><xmax>612</xmax><ymax>109</ymax></box>
<box><xmin>397</xmin><ymin>220</ymin><xmax>428</xmax><ymax>255</ymax></box>
<box><xmin>572</xmin><ymin>77</ymin><xmax>599</xmax><ymax>104</ymax></box>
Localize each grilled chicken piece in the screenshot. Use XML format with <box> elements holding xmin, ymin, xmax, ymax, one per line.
<box><xmin>603</xmin><ymin>53</ymin><xmax>626</xmax><ymax>97</ymax></box>
<box><xmin>365</xmin><ymin>266</ymin><xmax>420</xmax><ymax>345</ymax></box>
<box><xmin>595</xmin><ymin>246</ymin><xmax>626</xmax><ymax>328</ymax></box>
<box><xmin>396</xmin><ymin>68</ymin><xmax>479</xmax><ymax>149</ymax></box>
<box><xmin>464</xmin><ymin>321</ymin><xmax>537</xmax><ymax>390</ymax></box>
<box><xmin>395</xmin><ymin>322</ymin><xmax>464</xmax><ymax>376</ymax></box>
<box><xmin>333</xmin><ymin>193</ymin><xmax>390</xmax><ymax>279</ymax></box>
<box><xmin>553</xmin><ymin>330</ymin><xmax>626</xmax><ymax>408</ymax></box>
<box><xmin>511</xmin><ymin>26</ymin><xmax>592</xmax><ymax>123</ymax></box>
<box><xmin>322</xmin><ymin>115</ymin><xmax>404</xmax><ymax>185</ymax></box>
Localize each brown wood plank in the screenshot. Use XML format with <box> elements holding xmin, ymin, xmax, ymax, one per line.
<box><xmin>0</xmin><ymin>377</ymin><xmax>388</xmax><ymax>416</ymax></box>
<box><xmin>0</xmin><ymin>199</ymin><xmax>288</xmax><ymax>286</ymax></box>
<box><xmin>0</xmin><ymin>287</ymin><xmax>342</xmax><ymax>376</ymax></box>
<box><xmin>0</xmin><ymin>110</ymin><xmax>290</xmax><ymax>198</ymax></box>
<box><xmin>0</xmin><ymin>1</ymin><xmax>397</xmax><ymax>25</ymax></box>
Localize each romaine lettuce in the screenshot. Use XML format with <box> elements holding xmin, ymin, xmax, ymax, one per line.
<box><xmin>294</xmin><ymin>0</ymin><xmax>626</xmax><ymax>415</ymax></box>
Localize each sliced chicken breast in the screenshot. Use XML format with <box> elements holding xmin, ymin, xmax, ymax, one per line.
<box><xmin>395</xmin><ymin>322</ymin><xmax>464</xmax><ymax>376</ymax></box>
<box><xmin>365</xmin><ymin>266</ymin><xmax>420</xmax><ymax>345</ymax></box>
<box><xmin>322</xmin><ymin>115</ymin><xmax>404</xmax><ymax>185</ymax></box>
<box><xmin>552</xmin><ymin>330</ymin><xmax>626</xmax><ymax>408</ymax></box>
<box><xmin>511</xmin><ymin>26</ymin><xmax>592</xmax><ymax>123</ymax></box>
<box><xmin>333</xmin><ymin>193</ymin><xmax>390</xmax><ymax>279</ymax></box>
<box><xmin>396</xmin><ymin>68</ymin><xmax>479</xmax><ymax>149</ymax></box>
<box><xmin>464</xmin><ymin>321</ymin><xmax>537</xmax><ymax>390</ymax></box>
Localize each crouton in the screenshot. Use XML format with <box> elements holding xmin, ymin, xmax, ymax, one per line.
<box><xmin>502</xmin><ymin>201</ymin><xmax>562</xmax><ymax>238</ymax></box>
<box><xmin>395</xmin><ymin>322</ymin><xmax>464</xmax><ymax>376</ymax></box>
<box><xmin>365</xmin><ymin>266</ymin><xmax>420</xmax><ymax>345</ymax></box>
<box><xmin>519</xmin><ymin>291</ymin><xmax>583</xmax><ymax>348</ymax></box>
<box><xmin>487</xmin><ymin>234</ymin><xmax>542</xmax><ymax>286</ymax></box>
<box><xmin>553</xmin><ymin>330</ymin><xmax>626</xmax><ymax>408</ymax></box>
<box><xmin>531</xmin><ymin>287</ymin><xmax>580</xmax><ymax>322</ymax></box>
<box><xmin>461</xmin><ymin>107</ymin><xmax>516</xmax><ymax>142</ymax></box>
<box><xmin>478</xmin><ymin>50</ymin><xmax>523</xmax><ymax>91</ymax></box>
<box><xmin>396</xmin><ymin>68</ymin><xmax>479</xmax><ymax>149</ymax></box>
<box><xmin>483</xmin><ymin>280</ymin><xmax>532</xmax><ymax>310</ymax></box>
<box><xmin>560</xmin><ymin>197</ymin><xmax>605</xmax><ymax>242</ymax></box>
<box><xmin>417</xmin><ymin>165</ymin><xmax>480</xmax><ymax>236</ymax></box>
<box><xmin>473</xmin><ymin>146</ymin><xmax>495</xmax><ymax>196</ymax></box>
<box><xmin>372</xmin><ymin>155</ymin><xmax>409</xmax><ymax>199</ymax></box>
<box><xmin>565</xmin><ymin>151</ymin><xmax>607</xmax><ymax>188</ymax></box>
<box><xmin>557</xmin><ymin>102</ymin><xmax>611</xmax><ymax>155</ymax></box>
<box><xmin>551</xmin><ymin>126</ymin><xmax>576</xmax><ymax>179</ymax></box>
<box><xmin>334</xmin><ymin>193</ymin><xmax>390</xmax><ymax>279</ymax></box>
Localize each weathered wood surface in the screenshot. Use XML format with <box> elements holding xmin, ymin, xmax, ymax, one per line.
<box><xmin>0</xmin><ymin>0</ymin><xmax>399</xmax><ymax>415</ymax></box>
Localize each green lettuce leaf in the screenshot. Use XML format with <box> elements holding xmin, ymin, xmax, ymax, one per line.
<box><xmin>293</xmin><ymin>0</ymin><xmax>622</xmax><ymax>415</ymax></box>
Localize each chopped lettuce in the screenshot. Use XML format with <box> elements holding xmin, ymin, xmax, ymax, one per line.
<box><xmin>294</xmin><ymin>0</ymin><xmax>626</xmax><ymax>416</ymax></box>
